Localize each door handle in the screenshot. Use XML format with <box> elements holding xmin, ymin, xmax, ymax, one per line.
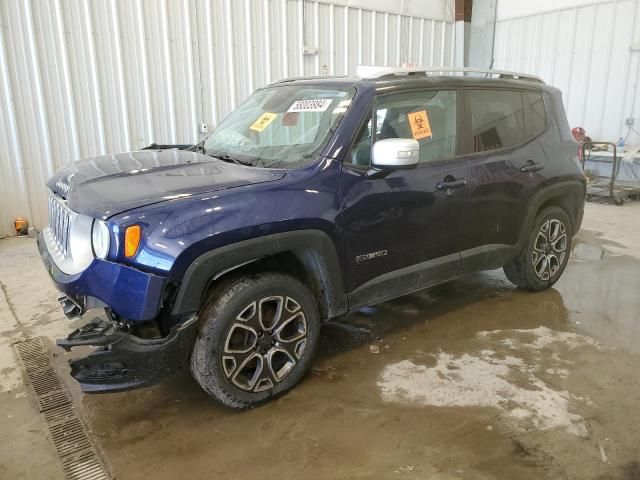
<box><xmin>436</xmin><ymin>178</ymin><xmax>467</xmax><ymax>191</ymax></box>
<box><xmin>520</xmin><ymin>161</ymin><xmax>544</xmax><ymax>173</ymax></box>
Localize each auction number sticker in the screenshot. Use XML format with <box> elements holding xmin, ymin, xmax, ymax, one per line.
<box><xmin>407</xmin><ymin>110</ymin><xmax>432</xmax><ymax>140</ymax></box>
<box><xmin>250</xmin><ymin>112</ymin><xmax>278</xmax><ymax>132</ymax></box>
<box><xmin>288</xmin><ymin>99</ymin><xmax>333</xmax><ymax>113</ymax></box>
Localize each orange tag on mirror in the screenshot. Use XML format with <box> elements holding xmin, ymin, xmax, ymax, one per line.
<box><xmin>407</xmin><ymin>110</ymin><xmax>432</xmax><ymax>140</ymax></box>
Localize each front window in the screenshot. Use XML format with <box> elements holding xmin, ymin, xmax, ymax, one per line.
<box><xmin>203</xmin><ymin>85</ymin><xmax>355</xmax><ymax>168</ymax></box>
<box><xmin>345</xmin><ymin>90</ymin><xmax>458</xmax><ymax>168</ymax></box>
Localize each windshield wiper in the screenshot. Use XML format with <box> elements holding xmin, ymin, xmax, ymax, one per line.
<box><xmin>192</xmin><ymin>140</ymin><xmax>205</xmax><ymax>153</ymax></box>
<box><xmin>214</xmin><ymin>154</ymin><xmax>254</xmax><ymax>166</ymax></box>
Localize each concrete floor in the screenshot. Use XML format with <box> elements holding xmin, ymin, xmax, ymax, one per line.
<box><xmin>1</xmin><ymin>202</ymin><xmax>639</xmax><ymax>480</ymax></box>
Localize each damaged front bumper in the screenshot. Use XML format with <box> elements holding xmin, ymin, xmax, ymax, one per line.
<box><xmin>57</xmin><ymin>315</ymin><xmax>197</xmax><ymax>393</ymax></box>
<box><xmin>37</xmin><ymin>231</ymin><xmax>167</xmax><ymax>322</ymax></box>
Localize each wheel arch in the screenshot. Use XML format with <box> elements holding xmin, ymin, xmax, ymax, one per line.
<box><xmin>170</xmin><ymin>230</ymin><xmax>347</xmax><ymax>321</ymax></box>
<box><xmin>518</xmin><ymin>180</ymin><xmax>585</xmax><ymax>246</ymax></box>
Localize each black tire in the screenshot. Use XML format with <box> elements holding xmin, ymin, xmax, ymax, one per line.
<box><xmin>190</xmin><ymin>272</ymin><xmax>320</xmax><ymax>409</ymax></box>
<box><xmin>503</xmin><ymin>206</ymin><xmax>573</xmax><ymax>291</ymax></box>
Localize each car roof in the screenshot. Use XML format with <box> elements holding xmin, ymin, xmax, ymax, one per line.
<box><xmin>271</xmin><ymin>74</ymin><xmax>548</xmax><ymax>93</ymax></box>
<box><xmin>270</xmin><ymin>66</ymin><xmax>550</xmax><ymax>94</ymax></box>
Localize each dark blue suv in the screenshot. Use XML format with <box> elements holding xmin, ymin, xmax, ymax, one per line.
<box><xmin>39</xmin><ymin>67</ymin><xmax>585</xmax><ymax>408</ymax></box>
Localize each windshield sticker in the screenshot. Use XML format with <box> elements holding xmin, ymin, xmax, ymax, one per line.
<box><xmin>407</xmin><ymin>110</ymin><xmax>432</xmax><ymax>140</ymax></box>
<box><xmin>332</xmin><ymin>99</ymin><xmax>352</xmax><ymax>114</ymax></box>
<box><xmin>282</xmin><ymin>112</ymin><xmax>299</xmax><ymax>127</ymax></box>
<box><xmin>287</xmin><ymin>99</ymin><xmax>333</xmax><ymax>113</ymax></box>
<box><xmin>250</xmin><ymin>112</ymin><xmax>278</xmax><ymax>132</ymax></box>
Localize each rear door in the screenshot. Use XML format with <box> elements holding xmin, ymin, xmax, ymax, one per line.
<box><xmin>458</xmin><ymin>88</ymin><xmax>549</xmax><ymax>272</ymax></box>
<box><xmin>339</xmin><ymin>88</ymin><xmax>470</xmax><ymax>307</ymax></box>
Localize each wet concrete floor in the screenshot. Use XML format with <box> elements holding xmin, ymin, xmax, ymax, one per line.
<box><xmin>1</xmin><ymin>202</ymin><xmax>639</xmax><ymax>479</ymax></box>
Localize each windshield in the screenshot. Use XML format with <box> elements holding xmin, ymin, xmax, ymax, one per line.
<box><xmin>203</xmin><ymin>85</ymin><xmax>355</xmax><ymax>168</ymax></box>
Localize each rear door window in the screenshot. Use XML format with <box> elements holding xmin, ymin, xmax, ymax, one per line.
<box><xmin>466</xmin><ymin>89</ymin><xmax>547</xmax><ymax>153</ymax></box>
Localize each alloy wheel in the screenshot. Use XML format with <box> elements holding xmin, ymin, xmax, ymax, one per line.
<box><xmin>222</xmin><ymin>296</ymin><xmax>308</xmax><ymax>392</ymax></box>
<box><xmin>531</xmin><ymin>218</ymin><xmax>567</xmax><ymax>281</ymax></box>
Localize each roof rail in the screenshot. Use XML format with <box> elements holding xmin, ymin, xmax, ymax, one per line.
<box><xmin>272</xmin><ymin>74</ymin><xmax>351</xmax><ymax>84</ymax></box>
<box><xmin>356</xmin><ymin>65</ymin><xmax>545</xmax><ymax>84</ymax></box>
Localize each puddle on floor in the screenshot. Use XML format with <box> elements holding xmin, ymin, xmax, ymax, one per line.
<box><xmin>556</xmin><ymin>241</ymin><xmax>640</xmax><ymax>353</ymax></box>
<box><xmin>378</xmin><ymin>326</ymin><xmax>600</xmax><ymax>437</ymax></box>
<box><xmin>62</xmin><ymin>233</ymin><xmax>640</xmax><ymax>480</ymax></box>
<box><xmin>572</xmin><ymin>242</ymin><xmax>606</xmax><ymax>262</ymax></box>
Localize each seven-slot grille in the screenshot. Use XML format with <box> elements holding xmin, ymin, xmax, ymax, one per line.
<box><xmin>47</xmin><ymin>194</ymin><xmax>72</xmax><ymax>258</ymax></box>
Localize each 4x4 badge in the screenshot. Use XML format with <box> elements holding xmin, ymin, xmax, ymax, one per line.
<box><xmin>356</xmin><ymin>250</ymin><xmax>388</xmax><ymax>263</ymax></box>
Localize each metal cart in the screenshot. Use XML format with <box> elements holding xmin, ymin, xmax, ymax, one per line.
<box><xmin>581</xmin><ymin>141</ymin><xmax>640</xmax><ymax>206</ymax></box>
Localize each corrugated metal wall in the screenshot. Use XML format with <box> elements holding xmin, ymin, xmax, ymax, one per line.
<box><xmin>493</xmin><ymin>0</ymin><xmax>640</xmax><ymax>146</ymax></box>
<box><xmin>0</xmin><ymin>0</ymin><xmax>455</xmax><ymax>235</ymax></box>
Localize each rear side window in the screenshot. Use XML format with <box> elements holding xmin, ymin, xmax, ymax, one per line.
<box><xmin>466</xmin><ymin>90</ymin><xmax>547</xmax><ymax>153</ymax></box>
<box><xmin>525</xmin><ymin>92</ymin><xmax>547</xmax><ymax>136</ymax></box>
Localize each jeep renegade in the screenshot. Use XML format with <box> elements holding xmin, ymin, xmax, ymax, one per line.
<box><xmin>38</xmin><ymin>66</ymin><xmax>585</xmax><ymax>408</ymax></box>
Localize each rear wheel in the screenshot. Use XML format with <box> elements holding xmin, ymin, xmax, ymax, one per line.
<box><xmin>503</xmin><ymin>206</ymin><xmax>572</xmax><ymax>291</ymax></box>
<box><xmin>191</xmin><ymin>272</ymin><xmax>320</xmax><ymax>409</ymax></box>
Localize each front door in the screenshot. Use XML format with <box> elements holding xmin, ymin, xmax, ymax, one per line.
<box><xmin>339</xmin><ymin>89</ymin><xmax>469</xmax><ymax>308</ymax></box>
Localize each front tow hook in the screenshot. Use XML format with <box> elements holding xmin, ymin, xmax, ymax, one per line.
<box><xmin>56</xmin><ymin>316</ymin><xmax>125</xmax><ymax>352</ymax></box>
<box><xmin>58</xmin><ymin>295</ymin><xmax>85</xmax><ymax>321</ymax></box>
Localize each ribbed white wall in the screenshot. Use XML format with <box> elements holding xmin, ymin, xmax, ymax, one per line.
<box><xmin>493</xmin><ymin>0</ymin><xmax>640</xmax><ymax>147</ymax></box>
<box><xmin>0</xmin><ymin>0</ymin><xmax>455</xmax><ymax>235</ymax></box>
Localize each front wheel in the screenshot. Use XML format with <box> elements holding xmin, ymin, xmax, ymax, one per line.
<box><xmin>191</xmin><ymin>272</ymin><xmax>320</xmax><ymax>409</ymax></box>
<box><xmin>503</xmin><ymin>207</ymin><xmax>572</xmax><ymax>291</ymax></box>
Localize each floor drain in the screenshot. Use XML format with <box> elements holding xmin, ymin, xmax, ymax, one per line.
<box><xmin>15</xmin><ymin>338</ymin><xmax>111</xmax><ymax>480</ymax></box>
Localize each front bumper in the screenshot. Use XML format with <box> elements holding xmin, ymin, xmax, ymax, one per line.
<box><xmin>37</xmin><ymin>232</ymin><xmax>166</xmax><ymax>321</ymax></box>
<box><xmin>38</xmin><ymin>232</ymin><xmax>196</xmax><ymax>393</ymax></box>
<box><xmin>58</xmin><ymin>315</ymin><xmax>197</xmax><ymax>393</ymax></box>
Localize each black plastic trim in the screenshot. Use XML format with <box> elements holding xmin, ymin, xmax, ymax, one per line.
<box><xmin>458</xmin><ymin>244</ymin><xmax>516</xmax><ymax>274</ymax></box>
<box><xmin>171</xmin><ymin>230</ymin><xmax>347</xmax><ymax>319</ymax></box>
<box><xmin>58</xmin><ymin>315</ymin><xmax>198</xmax><ymax>393</ymax></box>
<box><xmin>348</xmin><ymin>252</ymin><xmax>460</xmax><ymax>310</ymax></box>
<box><xmin>518</xmin><ymin>181</ymin><xmax>586</xmax><ymax>243</ymax></box>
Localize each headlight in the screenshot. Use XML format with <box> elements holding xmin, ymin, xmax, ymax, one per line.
<box><xmin>91</xmin><ymin>220</ymin><xmax>110</xmax><ymax>259</ymax></box>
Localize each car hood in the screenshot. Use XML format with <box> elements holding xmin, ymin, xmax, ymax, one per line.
<box><xmin>47</xmin><ymin>149</ymin><xmax>286</xmax><ymax>218</ymax></box>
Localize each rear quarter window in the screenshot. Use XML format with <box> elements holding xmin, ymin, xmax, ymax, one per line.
<box><xmin>525</xmin><ymin>91</ymin><xmax>547</xmax><ymax>137</ymax></box>
<box><xmin>466</xmin><ymin>89</ymin><xmax>547</xmax><ymax>153</ymax></box>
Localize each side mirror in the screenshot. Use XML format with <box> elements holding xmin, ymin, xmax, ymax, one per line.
<box><xmin>372</xmin><ymin>138</ymin><xmax>419</xmax><ymax>170</ymax></box>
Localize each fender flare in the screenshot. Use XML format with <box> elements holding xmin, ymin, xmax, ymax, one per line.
<box><xmin>170</xmin><ymin>230</ymin><xmax>347</xmax><ymax>319</ymax></box>
<box><xmin>517</xmin><ymin>180</ymin><xmax>585</xmax><ymax>247</ymax></box>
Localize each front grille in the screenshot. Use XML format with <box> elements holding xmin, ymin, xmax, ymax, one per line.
<box><xmin>48</xmin><ymin>194</ymin><xmax>72</xmax><ymax>258</ymax></box>
<box><xmin>43</xmin><ymin>190</ymin><xmax>93</xmax><ymax>275</ymax></box>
